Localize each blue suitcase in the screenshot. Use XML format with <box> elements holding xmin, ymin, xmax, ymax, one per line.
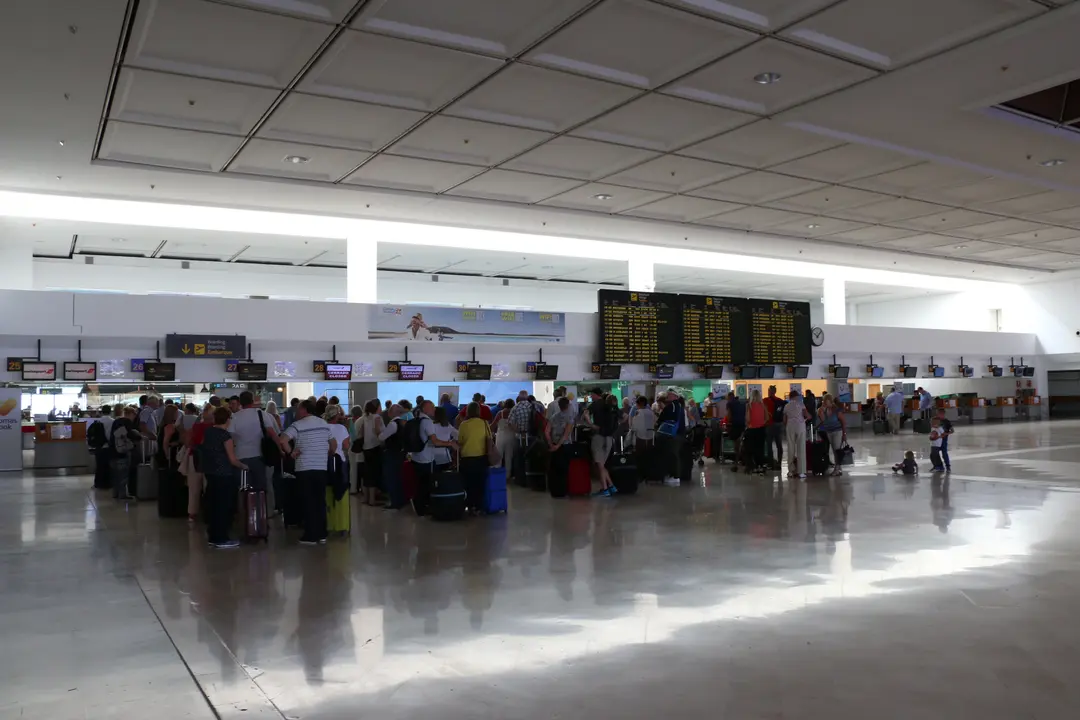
<box><xmin>485</xmin><ymin>467</ymin><xmax>508</xmax><ymax>514</ymax></box>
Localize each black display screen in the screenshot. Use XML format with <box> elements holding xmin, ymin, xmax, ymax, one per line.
<box><xmin>738</xmin><ymin>366</ymin><xmax>758</xmax><ymax>380</ymax></box>
<box><xmin>598</xmin><ymin>290</ymin><xmax>680</xmax><ymax>364</ymax></box>
<box><xmin>903</xmin><ymin>366</ymin><xmax>918</xmax><ymax>378</ymax></box>
<box><xmin>680</xmin><ymin>295</ymin><xmax>749</xmax><ymax>365</ymax></box>
<box><xmin>991</xmin><ymin>366</ymin><xmax>1003</xmax><ymax>377</ymax></box>
<box><xmin>704</xmin><ymin>365</ymin><xmax>724</xmax><ymax>379</ymax></box>
<box><xmin>535</xmin><ymin>365</ymin><xmax>559</xmax><ymax>380</ymax></box>
<box><xmin>599</xmin><ymin>365</ymin><xmax>622</xmax><ymax>380</ymax></box>
<box><xmin>656</xmin><ymin>365</ymin><xmax>675</xmax><ymax>379</ymax></box>
<box><xmin>747</xmin><ymin>299</ymin><xmax>812</xmax><ymax>365</ymax></box>
<box><xmin>237</xmin><ymin>363</ymin><xmax>268</xmax><ymax>381</ymax></box>
<box><xmin>833</xmin><ymin>366</ymin><xmax>850</xmax><ymax>379</ymax></box>
<box><xmin>466</xmin><ymin>364</ymin><xmax>492</xmax><ymax>381</ymax></box>
<box><xmin>1023</xmin><ymin>366</ymin><xmax>1035</xmax><ymax>377</ymax></box>
<box><xmin>791</xmin><ymin>366</ymin><xmax>809</xmax><ymax>379</ymax></box>
<box><xmin>757</xmin><ymin>365</ymin><xmax>776</xmax><ymax>379</ymax></box>
<box><xmin>143</xmin><ymin>362</ymin><xmax>176</xmax><ymax>382</ymax></box>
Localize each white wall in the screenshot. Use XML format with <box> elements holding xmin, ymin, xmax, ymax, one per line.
<box><xmin>853</xmin><ymin>291</ymin><xmax>999</xmax><ymax>332</ymax></box>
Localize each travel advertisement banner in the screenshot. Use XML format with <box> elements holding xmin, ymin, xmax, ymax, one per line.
<box><xmin>368</xmin><ymin>305</ymin><xmax>565</xmax><ymax>344</ymax></box>
<box><xmin>0</xmin><ymin>388</ymin><xmax>22</xmax><ymax>471</ymax></box>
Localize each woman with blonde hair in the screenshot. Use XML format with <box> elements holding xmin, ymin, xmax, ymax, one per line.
<box><xmin>323</xmin><ymin>404</ymin><xmax>351</xmax><ymax>536</ymax></box>
<box><xmin>744</xmin><ymin>389</ymin><xmax>769</xmax><ymax>474</ymax></box>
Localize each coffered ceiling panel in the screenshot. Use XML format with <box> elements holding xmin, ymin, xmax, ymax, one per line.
<box><xmin>226</xmin><ymin>139</ymin><xmax>369</xmax><ymax>182</ymax></box>
<box><xmin>353</xmin><ymin>0</ymin><xmax>594</xmax><ymax>57</ymax></box>
<box><xmin>538</xmin><ymin>183</ymin><xmax>668</xmax><ymax>213</ymax></box>
<box><xmin>501</xmin><ymin>137</ymin><xmax>659</xmax><ymax>180</ymax></box>
<box><xmin>664</xmin><ymin>38</ymin><xmax>877</xmax><ymax>115</ymax></box>
<box><xmin>998</xmin><ymin>226</ymin><xmax>1080</xmax><ymax>244</ymax></box>
<box><xmin>258</xmin><ymin>94</ymin><xmax>425</xmax><ymax>152</ymax></box>
<box><xmin>342</xmin><ymin>155</ymin><xmax>482</xmax><ymax>193</ymax></box>
<box><xmin>769</xmin><ymin>185</ymin><xmax>889</xmax><ymax>214</ymax></box>
<box><xmin>300</xmin><ymin>31</ymin><xmax>503</xmax><ymax>111</ymax></box>
<box><xmin>949</xmin><ymin>219</ymin><xmax>1046</xmax><ymax>239</ymax></box>
<box><xmin>622</xmin><ymin>196</ymin><xmax>744</xmax><ymax>222</ymax></box>
<box><xmin>572</xmin><ymin>94</ymin><xmax>754</xmax><ymax>152</ymax></box>
<box><xmin>837</xmin><ymin>198</ymin><xmax>951</xmax><ymax>223</ymax></box>
<box><xmin>850</xmin><ymin>162</ymin><xmax>991</xmax><ymax>195</ymax></box>
<box><xmin>388</xmin><ymin>116</ymin><xmax>552</xmax><ymax>166</ymax></box>
<box><xmin>688</xmin><ymin>171</ymin><xmax>824</xmax><ymax>204</ymax></box>
<box><xmin>127</xmin><ymin>0</ymin><xmax>330</xmax><ymax>87</ymax></box>
<box><xmin>601</xmin><ymin>155</ymin><xmax>746</xmax><ymax>194</ymax></box>
<box><xmin>770</xmin><ymin>143</ymin><xmax>921</xmax><ymax>183</ymax></box>
<box><xmin>225</xmin><ymin>0</ymin><xmax>357</xmax><ymax>24</ymax></box>
<box><xmin>445</xmin><ymin>170</ymin><xmax>581</xmax><ymax>203</ymax></box>
<box><xmin>660</xmin><ymin>0</ymin><xmax>838</xmax><ymax>32</ymax></box>
<box><xmin>445</xmin><ymin>64</ymin><xmax>639</xmax><ymax>132</ymax></box>
<box><xmin>99</xmin><ymin>122</ymin><xmax>241</xmax><ymax>172</ymax></box>
<box><xmin>694</xmin><ymin>206</ymin><xmax>812</xmax><ymax>231</ymax></box>
<box><xmin>911</xmin><ymin>177</ymin><xmax>1046</xmax><ymax>207</ymax></box>
<box><xmin>768</xmin><ymin>216</ymin><xmax>865</xmax><ymax>238</ymax></box>
<box><xmin>110</xmin><ymin>68</ymin><xmax>278</xmax><ymax>136</ymax></box>
<box><xmin>894</xmin><ymin>209</ymin><xmax>998</xmax><ymax>232</ymax></box>
<box><xmin>526</xmin><ymin>0</ymin><xmax>756</xmax><ymax>88</ymax></box>
<box><xmin>678</xmin><ymin>120</ymin><xmax>843</xmax><ymax>168</ymax></box>
<box><xmin>827</xmin><ymin>225</ymin><xmax>921</xmax><ymax>245</ymax></box>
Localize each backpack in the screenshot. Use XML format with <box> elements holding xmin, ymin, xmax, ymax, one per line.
<box><xmin>403</xmin><ymin>416</ymin><xmax>427</xmax><ymax>454</ymax></box>
<box><xmin>112</xmin><ymin>424</ymin><xmax>135</xmax><ymax>455</ymax></box>
<box><xmin>597</xmin><ymin>403</ymin><xmax>619</xmax><ymax>437</ymax></box>
<box><xmin>87</xmin><ymin>420</ymin><xmax>107</xmax><ymax>450</ymax></box>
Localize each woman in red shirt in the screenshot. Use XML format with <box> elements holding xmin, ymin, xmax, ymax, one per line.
<box><xmin>744</xmin><ymin>389</ymin><xmax>769</xmax><ymax>475</ymax></box>
<box><xmin>186</xmin><ymin>404</ymin><xmax>215</xmax><ymax>524</ymax></box>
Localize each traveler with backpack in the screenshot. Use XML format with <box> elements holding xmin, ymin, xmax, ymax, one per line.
<box><xmin>228</xmin><ymin>391</ymin><xmax>279</xmax><ymax>511</ymax></box>
<box><xmin>400</xmin><ymin>400</ymin><xmax>456</xmax><ymax>516</ymax></box>
<box><xmin>657</xmin><ymin>389</ymin><xmax>687</xmax><ymax>486</ymax></box>
<box><xmin>87</xmin><ymin>405</ymin><xmax>113</xmax><ymax>489</ymax></box>
<box><xmin>378</xmin><ymin>404</ymin><xmax>408</xmax><ymax>509</ymax></box>
<box><xmin>109</xmin><ymin>407</ymin><xmax>140</xmax><ymax>500</ymax></box>
<box><xmin>586</xmin><ymin>388</ymin><xmax>619</xmax><ymax>496</ymax></box>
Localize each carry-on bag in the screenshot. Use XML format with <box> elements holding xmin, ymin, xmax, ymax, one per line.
<box><xmin>485</xmin><ymin>466</ymin><xmax>509</xmax><ymax>514</ymax></box>
<box><xmin>430</xmin><ymin>471</ymin><xmax>467</xmax><ymax>521</ymax></box>
<box><xmin>136</xmin><ymin>439</ymin><xmax>158</xmax><ymax>501</ymax></box>
<box><xmin>568</xmin><ymin>458</ymin><xmax>592</xmax><ymax>496</ymax></box>
<box><xmin>240</xmin><ymin>469</ymin><xmax>269</xmax><ymax>542</ymax></box>
<box><xmin>607</xmin><ymin>436</ymin><xmax>638</xmax><ymax>495</ymax></box>
<box><xmin>808</xmin><ymin>440</ymin><xmax>831</xmax><ymax>477</ymax></box>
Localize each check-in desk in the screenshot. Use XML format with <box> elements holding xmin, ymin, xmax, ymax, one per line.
<box><xmin>936</xmin><ymin>398</ymin><xmax>960</xmax><ymax>423</ymax></box>
<box><xmin>986</xmin><ymin>397</ymin><xmax>1016</xmax><ymax>422</ymax></box>
<box><xmin>33</xmin><ymin>421</ymin><xmax>93</xmax><ymax>469</ymax></box>
<box><xmin>962</xmin><ymin>398</ymin><xmax>988</xmax><ymax>423</ymax></box>
<box><xmin>841</xmin><ymin>402</ymin><xmax>863</xmax><ymax>431</ymax></box>
<box><xmin>1016</xmin><ymin>396</ymin><xmax>1042</xmax><ymax>420</ymax></box>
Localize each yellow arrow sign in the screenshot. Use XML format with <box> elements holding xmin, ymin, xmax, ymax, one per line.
<box><xmin>182</xmin><ymin>344</ymin><xmax>191</xmax><ymax>354</ymax></box>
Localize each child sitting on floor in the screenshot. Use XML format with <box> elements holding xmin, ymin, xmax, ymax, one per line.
<box><xmin>892</xmin><ymin>450</ymin><xmax>918</xmax><ymax>476</ymax></box>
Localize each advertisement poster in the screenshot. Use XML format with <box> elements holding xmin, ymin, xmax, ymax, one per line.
<box><xmin>0</xmin><ymin>388</ymin><xmax>22</xmax><ymax>471</ymax></box>
<box><xmin>369</xmin><ymin>305</ymin><xmax>565</xmax><ymax>344</ymax></box>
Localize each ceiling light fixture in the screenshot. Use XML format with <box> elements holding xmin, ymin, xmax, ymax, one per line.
<box><xmin>283</xmin><ymin>155</ymin><xmax>310</xmax><ymax>164</ymax></box>
<box><xmin>955</xmin><ymin>245</ymin><xmax>968</xmax><ymax>249</ymax></box>
<box><xmin>754</xmin><ymin>72</ymin><xmax>781</xmax><ymax>85</ymax></box>
<box><xmin>593</xmin><ymin>193</ymin><xmax>614</xmax><ymax>201</ymax></box>
<box><xmin>58</xmin><ymin>140</ymin><xmax>65</xmax><ymax>146</ymax></box>
<box><xmin>806</xmin><ymin>224</ymin><xmax>820</xmax><ymax>229</ymax></box>
<box><xmin>1039</xmin><ymin>158</ymin><xmax>1066</xmax><ymax>167</ymax></box>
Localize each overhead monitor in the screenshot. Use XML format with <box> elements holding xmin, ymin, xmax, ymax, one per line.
<box><xmin>932</xmin><ymin>366</ymin><xmax>945</xmax><ymax>377</ymax></box>
<box><xmin>1013</xmin><ymin>366</ymin><xmax>1025</xmax><ymax>377</ymax></box>
<box><xmin>535</xmin><ymin>364</ymin><xmax>559</xmax><ymax>380</ymax></box>
<box><xmin>324</xmin><ymin>363</ymin><xmax>353</xmax><ymax>381</ymax></box>
<box><xmin>757</xmin><ymin>365</ymin><xmax>776</xmax><ymax>379</ymax></box>
<box><xmin>465</xmin><ymin>364</ymin><xmax>492</xmax><ymax>381</ymax></box>
<box><xmin>990</xmin><ymin>366</ymin><xmax>1003</xmax><ymax>377</ymax></box>
<box><xmin>143</xmin><ymin>362</ymin><xmax>176</xmax><ymax>382</ymax></box>
<box><xmin>63</xmin><ymin>362</ymin><xmax>97</xmax><ymax>381</ymax></box>
<box><xmin>869</xmin><ymin>366</ymin><xmax>884</xmax><ymax>378</ymax></box>
<box><xmin>833</xmin><ymin>366</ymin><xmax>850</xmax><ymax>379</ymax></box>
<box><xmin>237</xmin><ymin>363</ymin><xmax>268</xmax><ymax>381</ymax></box>
<box><xmin>961</xmin><ymin>365</ymin><xmax>974</xmax><ymax>378</ymax></box>
<box><xmin>398</xmin><ymin>364</ymin><xmax>425</xmax><ymax>381</ymax></box>
<box><xmin>704</xmin><ymin>365</ymin><xmax>724</xmax><ymax>379</ymax></box>
<box><xmin>738</xmin><ymin>366</ymin><xmax>758</xmax><ymax>380</ymax></box>
<box><xmin>599</xmin><ymin>364</ymin><xmax>622</xmax><ymax>380</ymax></box>
<box><xmin>1023</xmin><ymin>366</ymin><xmax>1035</xmax><ymax>377</ymax></box>
<box><xmin>655</xmin><ymin>364</ymin><xmax>675</xmax><ymax>380</ymax></box>
<box><xmin>902</xmin><ymin>366</ymin><xmax>918</xmax><ymax>378</ymax></box>
<box><xmin>791</xmin><ymin>365</ymin><xmax>809</xmax><ymax>379</ymax></box>
<box><xmin>22</xmin><ymin>361</ymin><xmax>57</xmax><ymax>381</ymax></box>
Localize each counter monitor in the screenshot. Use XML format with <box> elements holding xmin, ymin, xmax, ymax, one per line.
<box><xmin>990</xmin><ymin>366</ymin><xmax>1003</xmax><ymax>377</ymax></box>
<box><xmin>143</xmin><ymin>362</ymin><xmax>176</xmax><ymax>382</ymax></box>
<box><xmin>237</xmin><ymin>363</ymin><xmax>268</xmax><ymax>381</ymax></box>
<box><xmin>757</xmin><ymin>365</ymin><xmax>776</xmax><ymax>379</ymax></box>
<box><xmin>790</xmin><ymin>365</ymin><xmax>809</xmax><ymax>379</ymax></box>
<box><xmin>1023</xmin><ymin>366</ymin><xmax>1035</xmax><ymax>377</ymax></box>
<box><xmin>902</xmin><ymin>366</ymin><xmax>918</xmax><ymax>378</ymax></box>
<box><xmin>704</xmin><ymin>365</ymin><xmax>724</xmax><ymax>379</ymax></box>
<box><xmin>656</xmin><ymin>364</ymin><xmax>675</xmax><ymax>380</ymax></box>
<box><xmin>63</xmin><ymin>362</ymin><xmax>97</xmax><ymax>381</ymax></box>
<box><xmin>324</xmin><ymin>363</ymin><xmax>353</xmax><ymax>381</ymax></box>
<box><xmin>398</xmin><ymin>364</ymin><xmax>424</xmax><ymax>381</ymax></box>
<box><xmin>931</xmin><ymin>366</ymin><xmax>945</xmax><ymax>377</ymax></box>
<box><xmin>869</xmin><ymin>366</ymin><xmax>884</xmax><ymax>378</ymax></box>
<box><xmin>738</xmin><ymin>366</ymin><xmax>758</xmax><ymax>380</ymax></box>
<box><xmin>833</xmin><ymin>366</ymin><xmax>850</xmax><ymax>379</ymax></box>
<box><xmin>466</xmin><ymin>364</ymin><xmax>492</xmax><ymax>381</ymax></box>
<box><xmin>599</xmin><ymin>364</ymin><xmax>622</xmax><ymax>380</ymax></box>
<box><xmin>535</xmin><ymin>364</ymin><xmax>559</xmax><ymax>380</ymax></box>
<box><xmin>960</xmin><ymin>365</ymin><xmax>974</xmax><ymax>378</ymax></box>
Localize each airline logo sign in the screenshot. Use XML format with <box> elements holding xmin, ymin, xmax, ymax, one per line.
<box><xmin>64</xmin><ymin>362</ymin><xmax>97</xmax><ymax>381</ymax></box>
<box><xmin>166</xmin><ymin>334</ymin><xmax>246</xmax><ymax>358</ymax></box>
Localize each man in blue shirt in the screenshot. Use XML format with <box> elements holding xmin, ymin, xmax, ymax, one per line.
<box><xmin>884</xmin><ymin>388</ymin><xmax>905</xmax><ymax>435</ymax></box>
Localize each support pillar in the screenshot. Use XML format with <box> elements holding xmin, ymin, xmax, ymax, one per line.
<box><xmin>627</xmin><ymin>258</ymin><xmax>655</xmax><ymax>293</ymax></box>
<box><xmin>822</xmin><ymin>277</ymin><xmax>846</xmax><ymax>325</ymax></box>
<box><xmin>0</xmin><ymin>235</ymin><xmax>33</xmax><ymax>290</ymax></box>
<box><xmin>346</xmin><ymin>237</ymin><xmax>377</xmax><ymax>303</ymax></box>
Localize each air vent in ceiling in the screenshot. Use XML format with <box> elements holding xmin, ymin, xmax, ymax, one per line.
<box><xmin>84</xmin><ymin>256</ymin><xmax>94</xmax><ymax>265</ymax></box>
<box><xmin>997</xmin><ymin>78</ymin><xmax>1080</xmax><ymax>130</ymax></box>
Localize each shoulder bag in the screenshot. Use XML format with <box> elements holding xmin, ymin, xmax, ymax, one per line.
<box><xmin>258</xmin><ymin>410</ymin><xmax>282</xmax><ymax>464</ymax></box>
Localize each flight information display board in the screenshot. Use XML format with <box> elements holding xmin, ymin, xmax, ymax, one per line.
<box><xmin>681</xmin><ymin>295</ymin><xmax>748</xmax><ymax>365</ymax></box>
<box><xmin>747</xmin><ymin>299</ymin><xmax>812</xmax><ymax>365</ymax></box>
<box><xmin>598</xmin><ymin>290</ymin><xmax>680</xmax><ymax>364</ymax></box>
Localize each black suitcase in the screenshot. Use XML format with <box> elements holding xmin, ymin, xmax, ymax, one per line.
<box><xmin>157</xmin><ymin>467</ymin><xmax>188</xmax><ymax>518</ymax></box>
<box><xmin>430</xmin><ymin>471</ymin><xmax>467</xmax><ymax>521</ymax></box>
<box><xmin>873</xmin><ymin>419</ymin><xmax>887</xmax><ymax>435</ymax></box>
<box><xmin>526</xmin><ymin>441</ymin><xmax>548</xmax><ymax>492</ymax></box>
<box><xmin>607</xmin><ymin>439</ymin><xmax>638</xmax><ymax>495</ymax></box>
<box><xmin>512</xmin><ymin>439</ymin><xmax>529</xmax><ymax>487</ymax></box>
<box><xmin>809</xmin><ymin>440</ymin><xmax>831</xmax><ymax>476</ymax></box>
<box><xmin>913</xmin><ymin>417</ymin><xmax>930</xmax><ymax>434</ymax></box>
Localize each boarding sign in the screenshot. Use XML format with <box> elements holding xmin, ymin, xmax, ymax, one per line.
<box><xmin>166</xmin><ymin>334</ymin><xmax>246</xmax><ymax>358</ymax></box>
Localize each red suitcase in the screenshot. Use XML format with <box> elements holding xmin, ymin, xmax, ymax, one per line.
<box><xmin>240</xmin><ymin>470</ymin><xmax>269</xmax><ymax>542</ymax></box>
<box><xmin>401</xmin><ymin>460</ymin><xmax>417</xmax><ymax>501</ymax></box>
<box><xmin>568</xmin><ymin>458</ymin><xmax>591</xmax><ymax>496</ymax></box>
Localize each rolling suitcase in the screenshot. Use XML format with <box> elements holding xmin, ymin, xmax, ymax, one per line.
<box><xmin>430</xmin><ymin>471</ymin><xmax>467</xmax><ymax>521</ymax></box>
<box><xmin>157</xmin><ymin>467</ymin><xmax>187</xmax><ymax>518</ymax></box>
<box><xmin>401</xmin><ymin>460</ymin><xmax>417</xmax><ymax>502</ymax></box>
<box><xmin>607</xmin><ymin>437</ymin><xmax>638</xmax><ymax>495</ymax></box>
<box><xmin>326</xmin><ymin>487</ymin><xmax>350</xmax><ymax>534</ymax></box>
<box><xmin>913</xmin><ymin>417</ymin><xmax>930</xmax><ymax>434</ymax></box>
<box><xmin>240</xmin><ymin>470</ymin><xmax>269</xmax><ymax>542</ymax></box>
<box><xmin>282</xmin><ymin>472</ymin><xmax>302</xmax><ymax>528</ymax></box>
<box><xmin>568</xmin><ymin>457</ymin><xmax>592</xmax><ymax>496</ymax></box>
<box><xmin>512</xmin><ymin>437</ymin><xmax>529</xmax><ymax>487</ymax></box>
<box><xmin>808</xmin><ymin>440</ymin><xmax>831</xmax><ymax>477</ymax></box>
<box><xmin>526</xmin><ymin>442</ymin><xmax>547</xmax><ymax>492</ymax></box>
<box><xmin>136</xmin><ymin>439</ymin><xmax>158</xmax><ymax>501</ymax></box>
<box><xmin>873</xmin><ymin>419</ymin><xmax>887</xmax><ymax>435</ymax></box>
<box><xmin>485</xmin><ymin>467</ymin><xmax>509</xmax><ymax>514</ymax></box>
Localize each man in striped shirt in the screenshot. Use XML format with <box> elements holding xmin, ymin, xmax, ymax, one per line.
<box><xmin>280</xmin><ymin>399</ymin><xmax>337</xmax><ymax>545</ymax></box>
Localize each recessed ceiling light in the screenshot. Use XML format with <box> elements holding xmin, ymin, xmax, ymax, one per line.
<box><xmin>283</xmin><ymin>155</ymin><xmax>310</xmax><ymax>164</ymax></box>
<box><xmin>593</xmin><ymin>193</ymin><xmax>614</xmax><ymax>201</ymax></box>
<box><xmin>754</xmin><ymin>72</ymin><xmax>781</xmax><ymax>85</ymax></box>
<box><xmin>1040</xmin><ymin>158</ymin><xmax>1066</xmax><ymax>167</ymax></box>
<box><xmin>58</xmin><ymin>140</ymin><xmax>65</xmax><ymax>146</ymax></box>
<box><xmin>806</xmin><ymin>224</ymin><xmax>820</xmax><ymax>229</ymax></box>
<box><xmin>111</xmin><ymin>238</ymin><xmax>126</xmax><ymax>243</ymax></box>
<box><xmin>955</xmin><ymin>245</ymin><xmax>968</xmax><ymax>249</ymax></box>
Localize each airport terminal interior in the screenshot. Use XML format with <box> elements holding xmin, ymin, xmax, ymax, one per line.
<box><xmin>7</xmin><ymin>0</ymin><xmax>1080</xmax><ymax>718</ymax></box>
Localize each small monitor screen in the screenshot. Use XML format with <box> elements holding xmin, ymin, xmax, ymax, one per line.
<box><xmin>704</xmin><ymin>365</ymin><xmax>724</xmax><ymax>379</ymax></box>
<box><xmin>656</xmin><ymin>365</ymin><xmax>675</xmax><ymax>380</ymax></box>
<box><xmin>833</xmin><ymin>366</ymin><xmax>850</xmax><ymax>379</ymax></box>
<box><xmin>903</xmin><ymin>366</ymin><xmax>919</xmax><ymax>378</ymax></box>
<box><xmin>1023</xmin><ymin>366</ymin><xmax>1035</xmax><ymax>377</ymax></box>
<box><xmin>961</xmin><ymin>366</ymin><xmax>974</xmax><ymax>378</ymax></box>
<box><xmin>1013</xmin><ymin>367</ymin><xmax>1025</xmax><ymax>377</ymax></box>
<box><xmin>738</xmin><ymin>366</ymin><xmax>758</xmax><ymax>380</ymax></box>
<box><xmin>535</xmin><ymin>364</ymin><xmax>559</xmax><ymax>381</ymax></box>
<box><xmin>398</xmin><ymin>364</ymin><xmax>425</xmax><ymax>381</ymax></box>
<box><xmin>237</xmin><ymin>363</ymin><xmax>268</xmax><ymax>381</ymax></box>
<box><xmin>599</xmin><ymin>365</ymin><xmax>622</xmax><ymax>380</ymax></box>
<box><xmin>932</xmin><ymin>366</ymin><xmax>945</xmax><ymax>378</ymax></box>
<box><xmin>466</xmin><ymin>364</ymin><xmax>492</xmax><ymax>381</ymax></box>
<box><xmin>143</xmin><ymin>362</ymin><xmax>176</xmax><ymax>382</ymax></box>
<box><xmin>791</xmin><ymin>366</ymin><xmax>809</xmax><ymax>379</ymax></box>
<box><xmin>870</xmin><ymin>366</ymin><xmax>884</xmax><ymax>378</ymax></box>
<box><xmin>757</xmin><ymin>365</ymin><xmax>776</xmax><ymax>379</ymax></box>
<box><xmin>324</xmin><ymin>363</ymin><xmax>352</xmax><ymax>381</ymax></box>
<box><xmin>991</xmin><ymin>366</ymin><xmax>1003</xmax><ymax>377</ymax></box>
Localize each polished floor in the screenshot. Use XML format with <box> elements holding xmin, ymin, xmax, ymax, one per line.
<box><xmin>5</xmin><ymin>420</ymin><xmax>1080</xmax><ymax>719</ymax></box>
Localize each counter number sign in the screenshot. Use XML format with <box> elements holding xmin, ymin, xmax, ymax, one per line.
<box><xmin>313</xmin><ymin>360</ymin><xmax>327</xmax><ymax>373</ymax></box>
<box><xmin>386</xmin><ymin>361</ymin><xmax>400</xmax><ymax>374</ymax></box>
<box><xmin>6</xmin><ymin>358</ymin><xmax>22</xmax><ymax>372</ymax></box>
<box><xmin>130</xmin><ymin>358</ymin><xmax>146</xmax><ymax>373</ymax></box>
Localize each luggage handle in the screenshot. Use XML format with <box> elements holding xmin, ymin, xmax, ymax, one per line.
<box><xmin>239</xmin><ymin>468</ymin><xmax>249</xmax><ymax>490</ymax></box>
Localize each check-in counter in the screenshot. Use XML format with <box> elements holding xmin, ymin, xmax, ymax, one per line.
<box><xmin>986</xmin><ymin>397</ymin><xmax>1016</xmax><ymax>421</ymax></box>
<box><xmin>963</xmin><ymin>398</ymin><xmax>988</xmax><ymax>423</ymax></box>
<box><xmin>841</xmin><ymin>402</ymin><xmax>863</xmax><ymax>431</ymax></box>
<box><xmin>935</xmin><ymin>398</ymin><xmax>960</xmax><ymax>422</ymax></box>
<box><xmin>1016</xmin><ymin>396</ymin><xmax>1042</xmax><ymax>420</ymax></box>
<box><xmin>32</xmin><ymin>421</ymin><xmax>93</xmax><ymax>469</ymax></box>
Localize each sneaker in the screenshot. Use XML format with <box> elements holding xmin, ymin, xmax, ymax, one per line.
<box><xmin>212</xmin><ymin>540</ymin><xmax>240</xmax><ymax>549</ymax></box>
<box><xmin>318</xmin><ymin>538</ymin><xmax>328</xmax><ymax>545</ymax></box>
<box><xmin>664</xmin><ymin>478</ymin><xmax>681</xmax><ymax>486</ymax></box>
<box><xmin>299</xmin><ymin>539</ymin><xmax>319</xmax><ymax>546</ymax></box>
<box><xmin>608</xmin><ymin>486</ymin><xmax>618</xmax><ymax>495</ymax></box>
<box><xmin>592</xmin><ymin>488</ymin><xmax>608</xmax><ymax>496</ymax></box>
<box><xmin>798</xmin><ymin>474</ymin><xmax>807</xmax><ymax>479</ymax></box>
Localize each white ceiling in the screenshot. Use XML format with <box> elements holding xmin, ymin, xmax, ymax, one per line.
<box><xmin>7</xmin><ymin>0</ymin><xmax>1080</xmax><ymax>279</ymax></box>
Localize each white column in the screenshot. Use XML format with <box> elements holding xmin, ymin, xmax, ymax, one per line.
<box><xmin>346</xmin><ymin>237</ymin><xmax>377</xmax><ymax>303</ymax></box>
<box><xmin>0</xmin><ymin>235</ymin><xmax>33</xmax><ymax>290</ymax></box>
<box><xmin>822</xmin><ymin>277</ymin><xmax>846</xmax><ymax>325</ymax></box>
<box><xmin>627</xmin><ymin>258</ymin><xmax>655</xmax><ymax>292</ymax></box>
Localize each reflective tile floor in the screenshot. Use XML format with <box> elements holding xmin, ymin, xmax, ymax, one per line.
<box><xmin>5</xmin><ymin>420</ymin><xmax>1080</xmax><ymax>719</ymax></box>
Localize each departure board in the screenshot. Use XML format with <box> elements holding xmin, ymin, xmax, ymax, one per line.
<box><xmin>747</xmin><ymin>299</ymin><xmax>812</xmax><ymax>365</ymax></box>
<box><xmin>598</xmin><ymin>290</ymin><xmax>680</xmax><ymax>363</ymax></box>
<box><xmin>681</xmin><ymin>295</ymin><xmax>748</xmax><ymax>365</ymax></box>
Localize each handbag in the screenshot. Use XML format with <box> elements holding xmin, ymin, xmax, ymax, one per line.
<box><xmin>839</xmin><ymin>443</ymin><xmax>855</xmax><ymax>465</ymax></box>
<box><xmin>176</xmin><ymin>445</ymin><xmax>190</xmax><ymax>477</ymax></box>
<box><xmin>258</xmin><ymin>410</ymin><xmax>282</xmax><ymax>464</ymax></box>
<box><xmin>657</xmin><ymin>421</ymin><xmax>678</xmax><ymax>437</ymax></box>
<box><xmin>485</xmin><ymin>423</ymin><xmax>501</xmax><ymax>466</ymax></box>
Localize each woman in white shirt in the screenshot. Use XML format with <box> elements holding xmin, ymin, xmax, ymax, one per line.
<box><xmin>783</xmin><ymin>392</ymin><xmax>811</xmax><ymax>479</ymax></box>
<box><xmin>431</xmin><ymin>407</ymin><xmax>459</xmax><ymax>471</ymax></box>
<box><xmin>360</xmin><ymin>399</ymin><xmax>385</xmax><ymax>507</ymax></box>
